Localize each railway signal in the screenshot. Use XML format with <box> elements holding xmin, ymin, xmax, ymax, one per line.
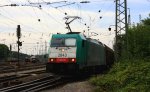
<box><xmin>17</xmin><ymin>41</ymin><xmax>22</xmax><ymax>46</ymax></box>
<box><xmin>16</xmin><ymin>25</ymin><xmax>22</xmax><ymax>68</ymax></box>
<box><xmin>17</xmin><ymin>25</ymin><xmax>21</xmax><ymax>38</ymax></box>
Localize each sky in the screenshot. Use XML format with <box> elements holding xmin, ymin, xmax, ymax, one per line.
<box><xmin>0</xmin><ymin>0</ymin><xmax>150</xmax><ymax>55</ymax></box>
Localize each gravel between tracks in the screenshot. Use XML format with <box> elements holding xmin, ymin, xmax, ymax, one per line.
<box><xmin>42</xmin><ymin>80</ymin><xmax>95</xmax><ymax>92</ymax></box>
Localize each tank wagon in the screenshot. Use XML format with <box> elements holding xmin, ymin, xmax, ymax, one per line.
<box><xmin>46</xmin><ymin>32</ymin><xmax>114</xmax><ymax>74</ymax></box>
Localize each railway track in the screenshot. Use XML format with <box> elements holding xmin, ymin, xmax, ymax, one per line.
<box><xmin>0</xmin><ymin>66</ymin><xmax>14</xmax><ymax>71</ymax></box>
<box><xmin>0</xmin><ymin>75</ymin><xmax>65</xmax><ymax>92</ymax></box>
<box><xmin>0</xmin><ymin>75</ymin><xmax>29</xmax><ymax>83</ymax></box>
<box><xmin>0</xmin><ymin>69</ymin><xmax>46</xmax><ymax>83</ymax></box>
<box><xmin>0</xmin><ymin>64</ymin><xmax>45</xmax><ymax>74</ymax></box>
<box><xmin>0</xmin><ymin>69</ymin><xmax>46</xmax><ymax>89</ymax></box>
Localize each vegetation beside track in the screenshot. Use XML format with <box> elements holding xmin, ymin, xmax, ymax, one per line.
<box><xmin>90</xmin><ymin>14</ymin><xmax>150</xmax><ymax>92</ymax></box>
<box><xmin>90</xmin><ymin>59</ymin><xmax>150</xmax><ymax>92</ymax></box>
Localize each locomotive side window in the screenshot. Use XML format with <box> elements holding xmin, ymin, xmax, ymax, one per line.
<box><xmin>51</xmin><ymin>38</ymin><xmax>64</xmax><ymax>47</ymax></box>
<box><xmin>65</xmin><ymin>38</ymin><xmax>76</xmax><ymax>46</ymax></box>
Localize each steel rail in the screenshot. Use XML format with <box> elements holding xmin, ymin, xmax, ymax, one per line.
<box><xmin>21</xmin><ymin>76</ymin><xmax>62</xmax><ymax>92</ymax></box>
<box><xmin>0</xmin><ymin>75</ymin><xmax>29</xmax><ymax>83</ymax></box>
<box><xmin>0</xmin><ymin>65</ymin><xmax>45</xmax><ymax>73</ymax></box>
<box><xmin>0</xmin><ymin>75</ymin><xmax>54</xmax><ymax>92</ymax></box>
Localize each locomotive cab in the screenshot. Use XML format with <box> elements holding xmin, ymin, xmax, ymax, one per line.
<box><xmin>46</xmin><ymin>33</ymin><xmax>84</xmax><ymax>74</ymax></box>
<box><xmin>49</xmin><ymin>38</ymin><xmax>77</xmax><ymax>63</ymax></box>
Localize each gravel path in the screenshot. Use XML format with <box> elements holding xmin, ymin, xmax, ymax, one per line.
<box><xmin>43</xmin><ymin>80</ymin><xmax>95</xmax><ymax>92</ymax></box>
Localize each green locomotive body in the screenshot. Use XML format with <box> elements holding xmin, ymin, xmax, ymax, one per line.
<box><xmin>46</xmin><ymin>32</ymin><xmax>114</xmax><ymax>74</ymax></box>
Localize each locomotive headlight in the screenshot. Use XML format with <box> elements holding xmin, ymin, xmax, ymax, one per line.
<box><xmin>49</xmin><ymin>58</ymin><xmax>54</xmax><ymax>62</ymax></box>
<box><xmin>50</xmin><ymin>59</ymin><xmax>54</xmax><ymax>62</ymax></box>
<box><xmin>61</xmin><ymin>49</ymin><xmax>65</xmax><ymax>52</ymax></box>
<box><xmin>71</xmin><ymin>58</ymin><xmax>75</xmax><ymax>62</ymax></box>
<box><xmin>70</xmin><ymin>58</ymin><xmax>76</xmax><ymax>63</ymax></box>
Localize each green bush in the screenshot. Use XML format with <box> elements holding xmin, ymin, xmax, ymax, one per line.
<box><xmin>116</xmin><ymin>14</ymin><xmax>150</xmax><ymax>59</ymax></box>
<box><xmin>90</xmin><ymin>59</ymin><xmax>150</xmax><ymax>92</ymax></box>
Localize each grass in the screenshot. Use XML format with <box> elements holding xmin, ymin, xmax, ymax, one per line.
<box><xmin>90</xmin><ymin>59</ymin><xmax>150</xmax><ymax>92</ymax></box>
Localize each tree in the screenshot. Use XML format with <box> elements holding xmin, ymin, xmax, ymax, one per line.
<box><xmin>0</xmin><ymin>44</ymin><xmax>9</xmax><ymax>61</ymax></box>
<box><xmin>142</xmin><ymin>14</ymin><xmax>150</xmax><ymax>25</ymax></box>
<box><xmin>126</xmin><ymin>14</ymin><xmax>150</xmax><ymax>59</ymax></box>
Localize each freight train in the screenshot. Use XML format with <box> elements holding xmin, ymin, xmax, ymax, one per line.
<box><xmin>46</xmin><ymin>32</ymin><xmax>114</xmax><ymax>74</ymax></box>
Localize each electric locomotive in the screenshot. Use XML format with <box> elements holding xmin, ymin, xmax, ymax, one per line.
<box><xmin>46</xmin><ymin>32</ymin><xmax>114</xmax><ymax>74</ymax></box>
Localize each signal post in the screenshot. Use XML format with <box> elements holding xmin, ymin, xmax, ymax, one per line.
<box><xmin>16</xmin><ymin>25</ymin><xmax>22</xmax><ymax>68</ymax></box>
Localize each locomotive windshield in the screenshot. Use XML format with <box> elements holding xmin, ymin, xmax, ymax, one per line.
<box><xmin>51</xmin><ymin>38</ymin><xmax>76</xmax><ymax>47</ymax></box>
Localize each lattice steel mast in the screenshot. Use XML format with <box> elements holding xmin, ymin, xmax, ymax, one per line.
<box><xmin>115</xmin><ymin>0</ymin><xmax>128</xmax><ymax>60</ymax></box>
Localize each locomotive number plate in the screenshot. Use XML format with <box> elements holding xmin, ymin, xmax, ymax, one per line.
<box><xmin>58</xmin><ymin>53</ymin><xmax>67</xmax><ymax>57</ymax></box>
